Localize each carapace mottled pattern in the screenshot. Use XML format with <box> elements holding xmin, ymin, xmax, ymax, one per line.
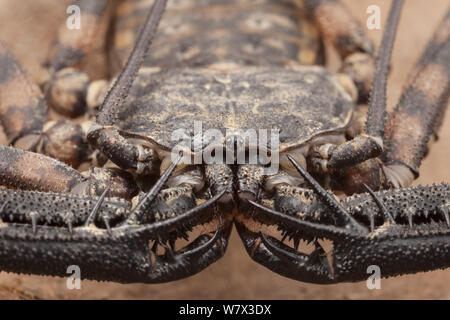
<box><xmin>0</xmin><ymin>0</ymin><xmax>448</xmax><ymax>284</ymax></box>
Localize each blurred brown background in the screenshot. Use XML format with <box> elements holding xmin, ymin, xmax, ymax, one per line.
<box><xmin>0</xmin><ymin>0</ymin><xmax>449</xmax><ymax>299</ymax></box>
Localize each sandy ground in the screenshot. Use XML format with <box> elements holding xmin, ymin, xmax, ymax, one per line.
<box><xmin>0</xmin><ymin>0</ymin><xmax>449</xmax><ymax>299</ymax></box>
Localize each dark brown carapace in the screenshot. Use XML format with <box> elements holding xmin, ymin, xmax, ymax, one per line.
<box><xmin>0</xmin><ymin>0</ymin><xmax>448</xmax><ymax>284</ymax></box>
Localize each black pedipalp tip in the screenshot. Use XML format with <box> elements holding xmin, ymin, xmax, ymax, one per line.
<box><xmin>84</xmin><ymin>184</ymin><xmax>111</xmax><ymax>227</ymax></box>
<box><xmin>127</xmin><ymin>151</ymin><xmax>183</xmax><ymax>222</ymax></box>
<box><xmin>363</xmin><ymin>183</ymin><xmax>396</xmax><ymax>224</ymax></box>
<box><xmin>286</xmin><ymin>154</ymin><xmax>367</xmax><ymax>234</ymax></box>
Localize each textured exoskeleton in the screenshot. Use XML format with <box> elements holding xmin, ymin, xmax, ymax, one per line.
<box><xmin>0</xmin><ymin>0</ymin><xmax>448</xmax><ymax>284</ymax></box>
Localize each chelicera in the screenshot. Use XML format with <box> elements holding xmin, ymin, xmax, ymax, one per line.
<box><xmin>0</xmin><ymin>0</ymin><xmax>448</xmax><ymax>283</ymax></box>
